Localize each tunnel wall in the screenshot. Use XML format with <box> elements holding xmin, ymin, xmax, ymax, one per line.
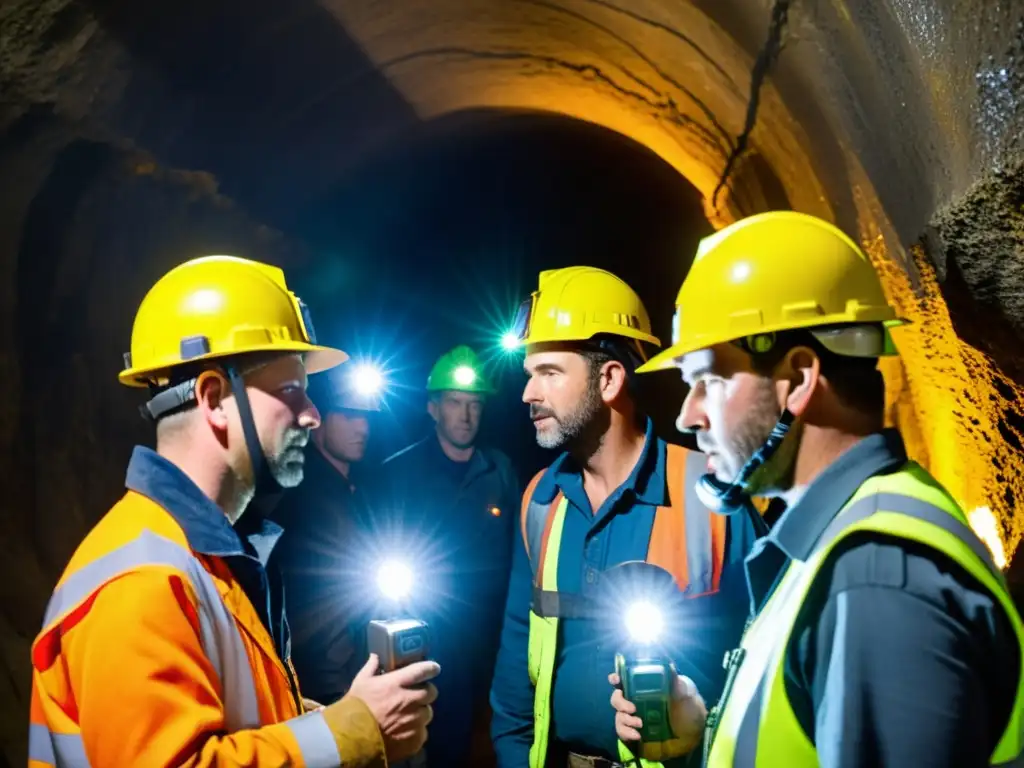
<box><xmin>0</xmin><ymin>105</ymin><xmax>307</xmax><ymax>763</ymax></box>
<box><xmin>1</xmin><ymin>0</ymin><xmax>1024</xmax><ymax>761</ymax></box>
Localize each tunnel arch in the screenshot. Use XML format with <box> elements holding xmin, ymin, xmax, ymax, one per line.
<box><xmin>318</xmin><ymin>0</ymin><xmax>831</xmax><ymax>227</ymax></box>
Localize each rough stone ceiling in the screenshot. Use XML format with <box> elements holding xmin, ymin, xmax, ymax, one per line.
<box><xmin>1</xmin><ymin>0</ymin><xmax>1024</xmax><ymax>759</ymax></box>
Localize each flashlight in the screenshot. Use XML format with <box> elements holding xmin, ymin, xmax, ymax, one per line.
<box><xmin>367</xmin><ymin>560</ymin><xmax>431</xmax><ymax>674</ymax></box>
<box><xmin>614</xmin><ymin>601</ymin><xmax>677</xmax><ymax>744</ymax></box>
<box><xmin>351</xmin><ymin>363</ymin><xmax>385</xmax><ymax>397</ymax></box>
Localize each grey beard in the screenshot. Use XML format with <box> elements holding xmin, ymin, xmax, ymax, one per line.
<box><xmin>536</xmin><ymin>380</ymin><xmax>604</xmax><ymax>451</ymax></box>
<box><xmin>267</xmin><ymin>434</ymin><xmax>309</xmax><ymax>488</ymax></box>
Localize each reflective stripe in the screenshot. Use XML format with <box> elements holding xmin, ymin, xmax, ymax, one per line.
<box><xmin>43</xmin><ymin>530</ymin><xmax>197</xmax><ymax>628</ymax></box>
<box><xmin>38</xmin><ymin>530</ymin><xmax>262</xmax><ymax>732</ymax></box>
<box><xmin>525</xmin><ymin>498</ymin><xmax>550</xmax><ymax>581</ymax></box>
<box><xmin>531</xmin><ymin>586</ymin><xmax>601</xmax><ymax>619</ymax></box>
<box><xmin>821</xmin><ymin>493</ymin><xmax>1001</xmax><ymax>578</ymax></box>
<box><xmin>732</xmin><ymin>674</ymin><xmax>765</xmax><ymax>766</ymax></box>
<box><xmin>683</xmin><ymin>450</ymin><xmax>713</xmax><ymax>596</ymax></box>
<box><xmin>285</xmin><ymin>711</ymin><xmax>341</xmax><ymax>768</ymax></box>
<box><xmin>28</xmin><ymin>723</ymin><xmax>89</xmax><ymax>767</ymax></box>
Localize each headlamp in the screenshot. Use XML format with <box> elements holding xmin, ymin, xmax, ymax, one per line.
<box><xmin>501</xmin><ymin>331</ymin><xmax>521</xmax><ymax>351</ymax></box>
<box><xmin>453</xmin><ymin>365</ymin><xmax>477</xmax><ymax>387</ymax></box>
<box><xmin>351</xmin><ymin>363</ymin><xmax>385</xmax><ymax>397</ymax></box>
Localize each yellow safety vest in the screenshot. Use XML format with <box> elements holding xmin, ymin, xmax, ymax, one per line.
<box><xmin>523</xmin><ymin>445</ymin><xmax>726</xmax><ymax>768</ymax></box>
<box><xmin>705</xmin><ymin>461</ymin><xmax>1024</xmax><ymax>767</ymax></box>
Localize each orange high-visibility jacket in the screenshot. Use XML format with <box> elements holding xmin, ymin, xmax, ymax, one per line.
<box><xmin>28</xmin><ymin>447</ymin><xmax>383</xmax><ymax>768</ymax></box>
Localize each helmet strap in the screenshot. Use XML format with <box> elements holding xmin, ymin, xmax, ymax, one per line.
<box><xmin>140</xmin><ymin>379</ymin><xmax>197</xmax><ymax>421</ymax></box>
<box><xmin>226</xmin><ymin>364</ymin><xmax>284</xmax><ymax>502</ymax></box>
<box><xmin>693</xmin><ymin>408</ymin><xmax>795</xmax><ymax>535</ymax></box>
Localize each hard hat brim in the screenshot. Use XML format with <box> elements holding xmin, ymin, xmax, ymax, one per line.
<box><xmin>636</xmin><ymin>317</ymin><xmax>907</xmax><ymax>374</ymax></box>
<box><xmin>119</xmin><ymin>342</ymin><xmax>348</xmax><ymax>387</ymax></box>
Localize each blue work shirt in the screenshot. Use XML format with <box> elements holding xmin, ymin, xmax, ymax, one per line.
<box><xmin>490</xmin><ymin>421</ymin><xmax>758</xmax><ymax>766</ymax></box>
<box><xmin>124</xmin><ymin>446</ymin><xmax>293</xmax><ymax>665</ymax></box>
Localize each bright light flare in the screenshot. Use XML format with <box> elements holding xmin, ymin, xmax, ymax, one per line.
<box><xmin>377</xmin><ymin>559</ymin><xmax>414</xmax><ymax>600</ymax></box>
<box><xmin>453</xmin><ymin>365</ymin><xmax>477</xmax><ymax>387</ymax></box>
<box><xmin>501</xmin><ymin>331</ymin><xmax>521</xmax><ymax>351</ymax></box>
<box><xmin>968</xmin><ymin>506</ymin><xmax>1007</xmax><ymax>570</ymax></box>
<box><xmin>625</xmin><ymin>601</ymin><xmax>664</xmax><ymax>644</ymax></box>
<box><xmin>351</xmin><ymin>363</ymin><xmax>384</xmax><ymax>396</ymax></box>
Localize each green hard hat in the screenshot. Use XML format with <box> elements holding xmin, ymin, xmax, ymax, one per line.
<box><xmin>426</xmin><ymin>345</ymin><xmax>495</xmax><ymax>393</ymax></box>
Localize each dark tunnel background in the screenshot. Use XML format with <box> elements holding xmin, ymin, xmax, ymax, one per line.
<box><xmin>288</xmin><ymin>110</ymin><xmax>713</xmax><ymax>481</ymax></box>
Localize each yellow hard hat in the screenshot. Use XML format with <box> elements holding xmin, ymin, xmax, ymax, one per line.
<box><xmin>511</xmin><ymin>266</ymin><xmax>660</xmax><ymax>347</ymax></box>
<box><xmin>638</xmin><ymin>211</ymin><xmax>905</xmax><ymax>373</ymax></box>
<box><xmin>119</xmin><ymin>254</ymin><xmax>348</xmax><ymax>387</ymax></box>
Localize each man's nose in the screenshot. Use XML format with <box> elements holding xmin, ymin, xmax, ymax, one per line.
<box><xmin>298</xmin><ymin>395</ymin><xmax>321</xmax><ymax>430</ymax></box>
<box><xmin>676</xmin><ymin>387</ymin><xmax>707</xmax><ymax>435</ymax></box>
<box><xmin>522</xmin><ymin>377</ymin><xmax>540</xmax><ymax>404</ymax></box>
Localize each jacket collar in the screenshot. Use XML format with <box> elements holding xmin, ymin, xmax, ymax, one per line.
<box><xmin>766</xmin><ymin>428</ymin><xmax>907</xmax><ymax>561</ymax></box>
<box><xmin>742</xmin><ymin>428</ymin><xmax>907</xmax><ymax>614</ymax></box>
<box><xmin>125</xmin><ymin>446</ymin><xmax>283</xmax><ymax>566</ymax></box>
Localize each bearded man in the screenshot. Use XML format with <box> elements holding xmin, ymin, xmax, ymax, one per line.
<box><xmin>489</xmin><ymin>267</ymin><xmax>762</xmax><ymax>768</ymax></box>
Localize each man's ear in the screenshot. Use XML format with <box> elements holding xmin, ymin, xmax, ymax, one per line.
<box><xmin>195</xmin><ymin>370</ymin><xmax>231</xmax><ymax>435</ymax></box>
<box><xmin>427</xmin><ymin>398</ymin><xmax>439</xmax><ymax>423</ymax></box>
<box><xmin>599</xmin><ymin>360</ymin><xmax>629</xmax><ymax>404</ymax></box>
<box><xmin>780</xmin><ymin>346</ymin><xmax>820</xmax><ymax>417</ymax></box>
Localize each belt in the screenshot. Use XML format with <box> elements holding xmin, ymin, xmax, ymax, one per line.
<box><xmin>567</xmin><ymin>753</ymin><xmax>626</xmax><ymax>768</ymax></box>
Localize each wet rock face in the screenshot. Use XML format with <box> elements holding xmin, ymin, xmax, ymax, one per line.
<box><xmin>929</xmin><ymin>156</ymin><xmax>1024</xmax><ymax>384</ymax></box>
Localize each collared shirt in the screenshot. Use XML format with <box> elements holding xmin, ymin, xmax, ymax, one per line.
<box><xmin>124</xmin><ymin>445</ymin><xmax>291</xmax><ymax>662</ymax></box>
<box><xmin>491</xmin><ymin>421</ymin><xmax>757</xmax><ymax>766</ymax></box>
<box><xmin>745</xmin><ymin>429</ymin><xmax>1020</xmax><ymax>767</ymax></box>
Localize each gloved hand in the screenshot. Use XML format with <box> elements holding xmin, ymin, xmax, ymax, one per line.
<box><xmin>346</xmin><ymin>653</ymin><xmax>440</xmax><ymax>763</ymax></box>
<box><xmin>609</xmin><ymin>671</ymin><xmax>707</xmax><ymax>761</ymax></box>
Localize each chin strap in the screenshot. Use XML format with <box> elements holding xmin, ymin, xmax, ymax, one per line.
<box><xmin>694</xmin><ymin>409</ymin><xmax>796</xmax><ymax>537</ymax></box>
<box><xmin>225</xmin><ymin>364</ymin><xmax>283</xmax><ymax>504</ymax></box>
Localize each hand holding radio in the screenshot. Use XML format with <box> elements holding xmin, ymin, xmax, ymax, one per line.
<box><xmin>347</xmin><ymin>652</ymin><xmax>440</xmax><ymax>763</ymax></box>
<box><xmin>609</xmin><ymin>670</ymin><xmax>706</xmax><ymax>760</ymax></box>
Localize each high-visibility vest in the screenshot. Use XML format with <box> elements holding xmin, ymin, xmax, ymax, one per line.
<box><xmin>705</xmin><ymin>461</ymin><xmax>1024</xmax><ymax>767</ymax></box>
<box><xmin>521</xmin><ymin>443</ymin><xmax>727</xmax><ymax>768</ymax></box>
<box><xmin>28</xmin><ymin>490</ymin><xmax>346</xmax><ymax>767</ymax></box>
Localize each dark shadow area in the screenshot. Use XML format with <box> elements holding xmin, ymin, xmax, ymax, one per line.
<box><xmin>14</xmin><ymin>138</ymin><xmax>116</xmax><ymax>574</ymax></box>
<box><xmin>78</xmin><ymin>0</ymin><xmax>420</xmax><ymax>228</ymax></box>
<box><xmin>291</xmin><ymin>109</ymin><xmax>713</xmax><ymax>482</ymax></box>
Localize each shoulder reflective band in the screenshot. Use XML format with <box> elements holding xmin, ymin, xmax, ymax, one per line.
<box><xmin>40</xmin><ymin>530</ymin><xmax>261</xmax><ymax>731</ymax></box>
